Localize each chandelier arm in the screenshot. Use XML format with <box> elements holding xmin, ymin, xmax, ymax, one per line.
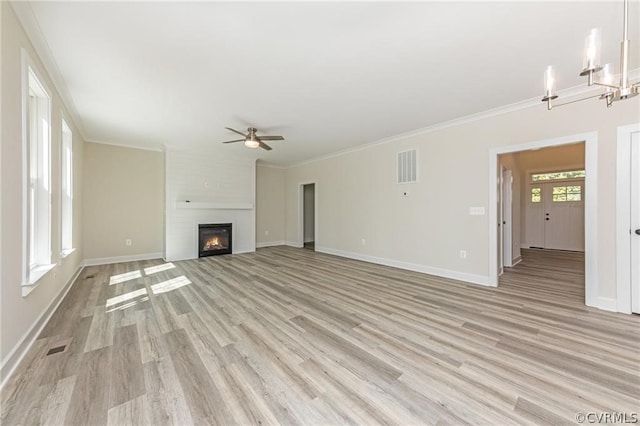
<box><xmin>593</xmin><ymin>82</ymin><xmax>620</xmax><ymax>90</ymax></box>
<box><xmin>551</xmin><ymin>93</ymin><xmax>604</xmax><ymax>108</ymax></box>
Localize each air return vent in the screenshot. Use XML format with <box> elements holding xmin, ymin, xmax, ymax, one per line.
<box><xmin>397</xmin><ymin>149</ymin><xmax>417</xmax><ymax>184</ymax></box>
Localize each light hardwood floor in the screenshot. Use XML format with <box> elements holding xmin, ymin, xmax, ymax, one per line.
<box><xmin>1</xmin><ymin>247</ymin><xmax>638</xmax><ymax>425</ymax></box>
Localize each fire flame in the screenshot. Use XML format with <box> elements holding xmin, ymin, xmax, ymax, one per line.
<box><xmin>204</xmin><ymin>237</ymin><xmax>222</xmax><ymax>250</ymax></box>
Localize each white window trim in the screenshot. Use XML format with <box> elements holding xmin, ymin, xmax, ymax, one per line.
<box><xmin>59</xmin><ymin>118</ymin><xmax>74</xmax><ymax>261</ymax></box>
<box><xmin>22</xmin><ymin>49</ymin><xmax>55</xmax><ymax>294</ymax></box>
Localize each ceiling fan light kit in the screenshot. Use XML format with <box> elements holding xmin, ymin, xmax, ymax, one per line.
<box><xmin>244</xmin><ymin>131</ymin><xmax>260</xmax><ymax>149</ymax></box>
<box><xmin>221</xmin><ymin>127</ymin><xmax>284</xmax><ymax>151</ymax></box>
<box><xmin>541</xmin><ymin>0</ymin><xmax>638</xmax><ymax>110</ymax></box>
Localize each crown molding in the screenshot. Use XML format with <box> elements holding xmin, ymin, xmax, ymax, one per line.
<box><xmin>288</xmin><ymin>69</ymin><xmax>640</xmax><ymax>169</ymax></box>
<box><xmin>10</xmin><ymin>1</ymin><xmax>87</xmax><ymax>141</ymax></box>
<box><xmin>84</xmin><ymin>139</ymin><xmax>165</xmax><ymax>153</ymax></box>
<box><xmin>256</xmin><ymin>161</ymin><xmax>287</xmax><ymax>169</ymax></box>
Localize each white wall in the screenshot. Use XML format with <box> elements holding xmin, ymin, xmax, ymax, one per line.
<box><xmin>1</xmin><ymin>2</ymin><xmax>84</xmax><ymax>383</ymax></box>
<box><xmin>284</xmin><ymin>97</ymin><xmax>639</xmax><ymax>302</ymax></box>
<box><xmin>256</xmin><ymin>165</ymin><xmax>286</xmax><ymax>247</ymax></box>
<box><xmin>165</xmin><ymin>150</ymin><xmax>256</xmax><ymax>260</ymax></box>
<box><xmin>83</xmin><ymin>142</ymin><xmax>164</xmax><ymax>263</ymax></box>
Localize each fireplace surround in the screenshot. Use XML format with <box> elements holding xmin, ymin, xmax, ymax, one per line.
<box><xmin>198</xmin><ymin>223</ymin><xmax>232</xmax><ymax>258</ymax></box>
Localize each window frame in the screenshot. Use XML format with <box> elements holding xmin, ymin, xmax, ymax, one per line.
<box><xmin>60</xmin><ymin>118</ymin><xmax>74</xmax><ymax>258</ymax></box>
<box><xmin>22</xmin><ymin>50</ymin><xmax>54</xmax><ymax>292</ymax></box>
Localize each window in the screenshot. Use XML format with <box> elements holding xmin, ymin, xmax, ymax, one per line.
<box><xmin>531</xmin><ymin>170</ymin><xmax>585</xmax><ymax>181</ymax></box>
<box><xmin>23</xmin><ymin>54</ymin><xmax>53</xmax><ymax>287</ymax></box>
<box><xmin>531</xmin><ymin>187</ymin><xmax>541</xmax><ymax>203</ymax></box>
<box><xmin>552</xmin><ymin>185</ymin><xmax>582</xmax><ymax>202</ymax></box>
<box><xmin>60</xmin><ymin>119</ymin><xmax>73</xmax><ymax>255</ymax></box>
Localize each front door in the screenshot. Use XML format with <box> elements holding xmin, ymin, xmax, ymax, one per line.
<box><xmin>525</xmin><ymin>180</ymin><xmax>585</xmax><ymax>251</ymax></box>
<box><xmin>543</xmin><ymin>182</ymin><xmax>585</xmax><ymax>251</ymax></box>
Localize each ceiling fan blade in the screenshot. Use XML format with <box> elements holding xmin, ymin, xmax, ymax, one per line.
<box><xmin>258</xmin><ymin>141</ymin><xmax>272</xmax><ymax>151</ymax></box>
<box><xmin>222</xmin><ymin>139</ymin><xmax>245</xmax><ymax>144</ymax></box>
<box><xmin>225</xmin><ymin>127</ymin><xmax>247</xmax><ymax>138</ymax></box>
<box><xmin>257</xmin><ymin>135</ymin><xmax>284</xmax><ymax>141</ymax></box>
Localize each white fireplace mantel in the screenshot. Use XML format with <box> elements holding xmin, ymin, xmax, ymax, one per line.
<box><xmin>175</xmin><ymin>201</ymin><xmax>253</xmax><ymax>210</ymax></box>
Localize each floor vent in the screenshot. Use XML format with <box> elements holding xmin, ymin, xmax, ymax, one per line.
<box><xmin>84</xmin><ymin>274</ymin><xmax>95</xmax><ymax>279</ymax></box>
<box><xmin>46</xmin><ymin>345</ymin><xmax>66</xmax><ymax>356</ymax></box>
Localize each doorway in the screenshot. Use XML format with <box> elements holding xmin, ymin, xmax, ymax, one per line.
<box><xmin>616</xmin><ymin>123</ymin><xmax>640</xmax><ymax>314</ymax></box>
<box><xmin>524</xmin><ymin>176</ymin><xmax>585</xmax><ymax>251</ymax></box>
<box><xmin>301</xmin><ymin>183</ymin><xmax>316</xmax><ymax>250</ymax></box>
<box><xmin>489</xmin><ymin>132</ymin><xmax>597</xmax><ymax>308</ymax></box>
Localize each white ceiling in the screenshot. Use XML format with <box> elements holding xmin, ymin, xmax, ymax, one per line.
<box><xmin>15</xmin><ymin>1</ymin><xmax>640</xmax><ymax>166</ymax></box>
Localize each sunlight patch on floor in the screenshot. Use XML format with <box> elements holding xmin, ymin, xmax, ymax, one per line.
<box><xmin>151</xmin><ymin>275</ymin><xmax>191</xmax><ymax>294</ymax></box>
<box><xmin>109</xmin><ymin>270</ymin><xmax>142</xmax><ymax>285</ymax></box>
<box><xmin>106</xmin><ymin>287</ymin><xmax>148</xmax><ymax>308</ymax></box>
<box><xmin>144</xmin><ymin>262</ymin><xmax>175</xmax><ymax>275</ymax></box>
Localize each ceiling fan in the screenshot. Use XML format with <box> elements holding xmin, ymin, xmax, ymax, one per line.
<box><xmin>222</xmin><ymin>127</ymin><xmax>284</xmax><ymax>151</ymax></box>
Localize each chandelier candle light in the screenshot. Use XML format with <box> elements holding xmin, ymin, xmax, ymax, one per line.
<box><xmin>542</xmin><ymin>0</ymin><xmax>639</xmax><ymax>110</ymax></box>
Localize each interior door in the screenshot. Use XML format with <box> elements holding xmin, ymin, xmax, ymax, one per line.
<box><xmin>631</xmin><ymin>132</ymin><xmax>640</xmax><ymax>313</ymax></box>
<box><xmin>502</xmin><ymin>169</ymin><xmax>513</xmax><ymax>267</ymax></box>
<box><xmin>543</xmin><ymin>181</ymin><xmax>585</xmax><ymax>251</ymax></box>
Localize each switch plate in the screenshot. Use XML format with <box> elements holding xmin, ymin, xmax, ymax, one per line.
<box><xmin>469</xmin><ymin>207</ymin><xmax>485</xmax><ymax>215</ymax></box>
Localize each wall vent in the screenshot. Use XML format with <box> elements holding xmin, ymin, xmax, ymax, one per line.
<box><xmin>397</xmin><ymin>149</ymin><xmax>417</xmax><ymax>184</ymax></box>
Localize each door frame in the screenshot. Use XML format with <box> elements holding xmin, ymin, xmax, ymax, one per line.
<box><xmin>501</xmin><ymin>167</ymin><xmax>513</xmax><ymax>268</ymax></box>
<box><xmin>616</xmin><ymin>123</ymin><xmax>640</xmax><ymax>314</ymax></box>
<box><xmin>488</xmin><ymin>131</ymin><xmax>598</xmax><ymax>309</ymax></box>
<box><xmin>298</xmin><ymin>181</ymin><xmax>318</xmax><ymax>248</ymax></box>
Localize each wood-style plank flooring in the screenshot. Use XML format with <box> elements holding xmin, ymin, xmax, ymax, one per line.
<box><xmin>2</xmin><ymin>247</ymin><xmax>639</xmax><ymax>425</ymax></box>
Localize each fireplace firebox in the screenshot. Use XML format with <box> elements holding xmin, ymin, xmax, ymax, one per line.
<box><xmin>198</xmin><ymin>223</ymin><xmax>232</xmax><ymax>258</ymax></box>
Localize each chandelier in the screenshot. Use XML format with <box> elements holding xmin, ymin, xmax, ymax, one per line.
<box><xmin>542</xmin><ymin>0</ymin><xmax>638</xmax><ymax>110</ymax></box>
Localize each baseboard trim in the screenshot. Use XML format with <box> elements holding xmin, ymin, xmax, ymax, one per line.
<box><xmin>315</xmin><ymin>246</ymin><xmax>492</xmax><ymax>287</ymax></box>
<box><xmin>84</xmin><ymin>252</ymin><xmax>163</xmax><ymax>266</ymax></box>
<box><xmin>511</xmin><ymin>256</ymin><xmax>523</xmax><ymax>266</ymax></box>
<box><xmin>256</xmin><ymin>241</ymin><xmax>285</xmax><ymax>248</ymax></box>
<box><xmin>285</xmin><ymin>241</ymin><xmax>303</xmax><ymax>248</ymax></box>
<box><xmin>595</xmin><ymin>297</ymin><xmax>618</xmax><ymax>313</ymax></box>
<box><xmin>0</xmin><ymin>263</ymin><xmax>83</xmax><ymax>389</ymax></box>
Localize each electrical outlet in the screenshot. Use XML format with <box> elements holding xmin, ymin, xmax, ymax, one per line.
<box><xmin>126</xmin><ymin>239</ymin><xmax>132</xmax><ymax>246</ymax></box>
<box><xmin>204</xmin><ymin>181</ymin><xmax>209</xmax><ymax>189</ymax></box>
<box><xmin>361</xmin><ymin>238</ymin><xmax>366</xmax><ymax>246</ymax></box>
<box><xmin>265</xmin><ymin>230</ymin><xmax>269</xmax><ymax>236</ymax></box>
<box><xmin>460</xmin><ymin>250</ymin><xmax>467</xmax><ymax>259</ymax></box>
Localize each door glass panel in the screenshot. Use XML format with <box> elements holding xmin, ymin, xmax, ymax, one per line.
<box><xmin>552</xmin><ymin>186</ymin><xmax>567</xmax><ymax>202</ymax></box>
<box><xmin>532</xmin><ymin>170</ymin><xmax>585</xmax><ymax>181</ymax></box>
<box><xmin>531</xmin><ymin>187</ymin><xmax>541</xmax><ymax>203</ymax></box>
<box><xmin>552</xmin><ymin>185</ymin><xmax>581</xmax><ymax>202</ymax></box>
<box><xmin>567</xmin><ymin>185</ymin><xmax>582</xmax><ymax>201</ymax></box>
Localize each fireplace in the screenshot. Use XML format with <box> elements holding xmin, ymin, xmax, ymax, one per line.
<box><xmin>198</xmin><ymin>223</ymin><xmax>232</xmax><ymax>258</ymax></box>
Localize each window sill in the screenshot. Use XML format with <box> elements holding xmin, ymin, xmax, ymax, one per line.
<box><xmin>22</xmin><ymin>263</ymin><xmax>56</xmax><ymax>297</ymax></box>
<box><xmin>59</xmin><ymin>248</ymin><xmax>76</xmax><ymax>260</ymax></box>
